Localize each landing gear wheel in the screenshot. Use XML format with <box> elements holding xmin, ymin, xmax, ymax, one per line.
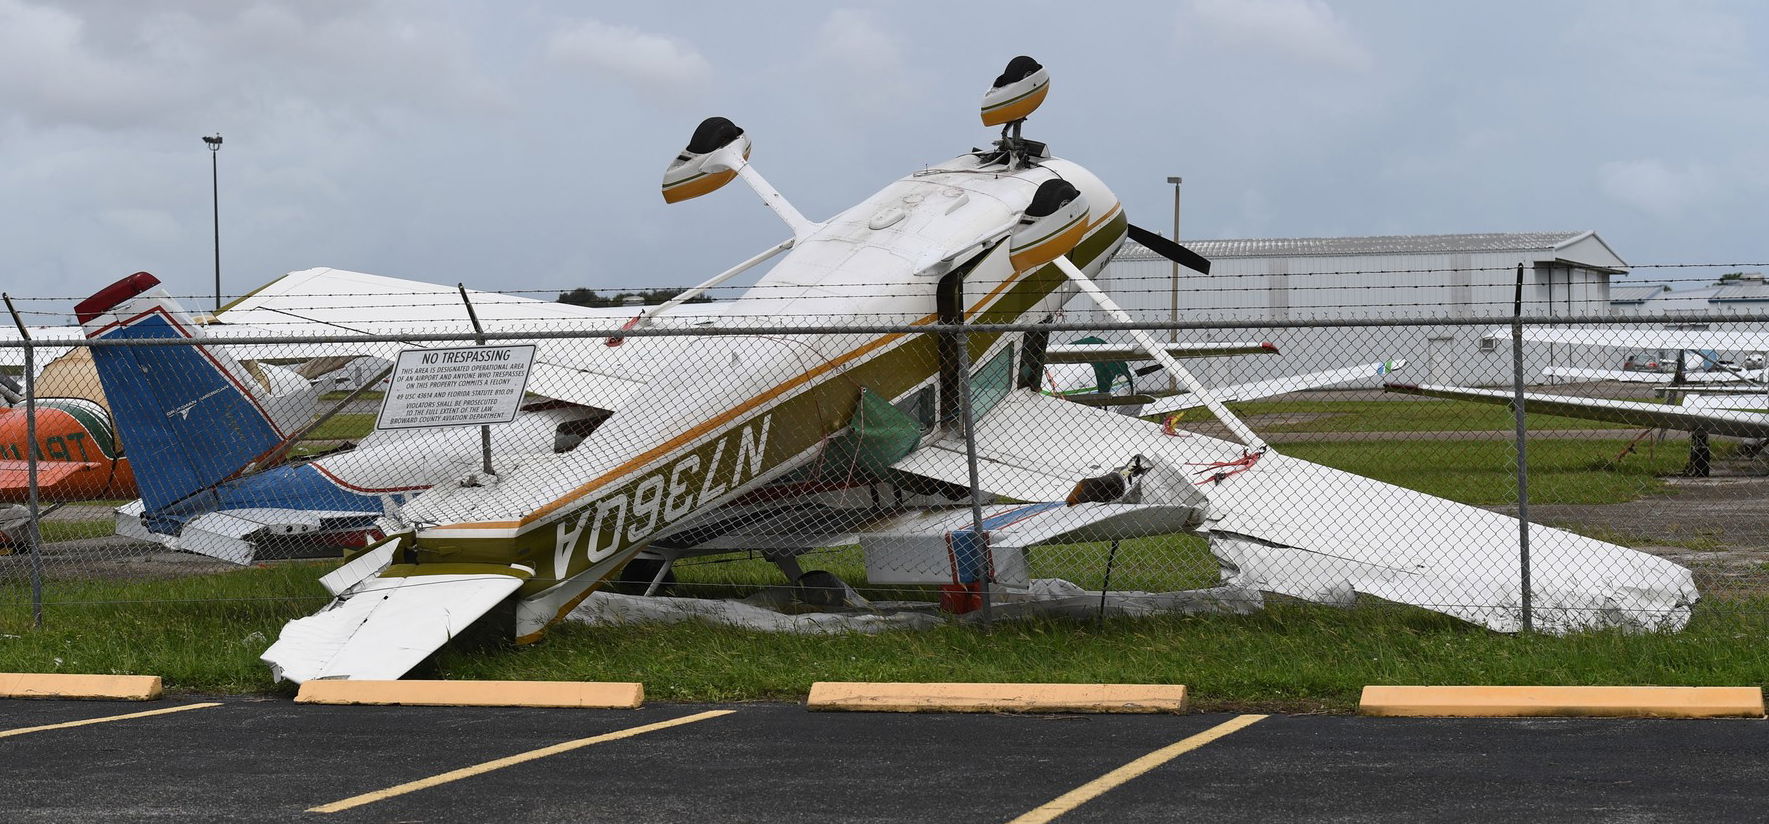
<box><xmin>795</xmin><ymin>570</ymin><xmax>848</xmax><ymax>607</ymax></box>
<box><xmin>610</xmin><ymin>557</ymin><xmax>676</xmax><ymax>596</ymax></box>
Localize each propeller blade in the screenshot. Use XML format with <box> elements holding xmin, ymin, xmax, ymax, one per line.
<box><xmin>1127</xmin><ymin>223</ymin><xmax>1211</xmax><ymax>274</ymax></box>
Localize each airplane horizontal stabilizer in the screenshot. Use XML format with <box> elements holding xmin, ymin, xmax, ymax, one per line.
<box><xmin>263</xmin><ymin>565</ymin><xmax>528</xmax><ymax>683</ymax></box>
<box><xmin>1385</xmin><ymin>382</ymin><xmax>1769</xmax><ymax>439</ymax></box>
<box><xmin>112</xmin><ymin>500</ymin><xmax>387</xmax><ymax>565</ymax></box>
<box><xmin>891</xmin><ymin>390</ymin><xmax>1695</xmax><ymax>633</ymax></box>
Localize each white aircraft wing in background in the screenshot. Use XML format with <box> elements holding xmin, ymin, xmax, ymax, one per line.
<box><xmin>1043</xmin><ymin>341</ymin><xmax>1277</xmax><ymax>362</ymax></box>
<box><xmin>216</xmin><ymin>267</ymin><xmax>675</xmax><ymax>412</ymax></box>
<box><xmin>1384</xmin><ymin>382</ymin><xmax>1769</xmax><ymax>439</ymax></box>
<box><xmin>1486</xmin><ymin>326</ymin><xmax>1769</xmax><ymax>353</ymax></box>
<box><xmin>1543</xmin><ymin>366</ymin><xmax>1766</xmax><ymax>384</ymax></box>
<box><xmin>1142</xmin><ymin>359</ymin><xmax>1407</xmax><ymax>417</ymax></box>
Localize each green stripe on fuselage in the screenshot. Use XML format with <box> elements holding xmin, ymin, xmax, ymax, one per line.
<box><xmin>35</xmin><ymin>398</ymin><xmax>119</xmax><ymax>460</ymax></box>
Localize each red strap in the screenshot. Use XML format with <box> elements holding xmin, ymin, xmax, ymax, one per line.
<box><xmin>604</xmin><ymin>314</ymin><xmax>643</xmax><ymax>347</ymax></box>
<box><xmin>1187</xmin><ymin>450</ymin><xmax>1264</xmax><ymax>485</ymax></box>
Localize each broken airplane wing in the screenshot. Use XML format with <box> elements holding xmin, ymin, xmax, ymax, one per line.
<box><xmin>894</xmin><ymin>390</ymin><xmax>1695</xmax><ymax>633</ymax></box>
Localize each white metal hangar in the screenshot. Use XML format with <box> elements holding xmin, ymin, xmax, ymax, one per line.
<box><xmin>1092</xmin><ymin>231</ymin><xmax>1628</xmax><ymax>387</ymax></box>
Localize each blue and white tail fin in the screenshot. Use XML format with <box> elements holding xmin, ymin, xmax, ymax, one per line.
<box><xmin>77</xmin><ymin>272</ymin><xmax>309</xmax><ymax>513</ymax></box>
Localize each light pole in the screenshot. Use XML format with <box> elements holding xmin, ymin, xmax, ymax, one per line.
<box><xmin>203</xmin><ymin>134</ymin><xmax>223</xmax><ymax>312</ymax></box>
<box><xmin>1166</xmin><ymin>176</ymin><xmax>1182</xmax><ymax>390</ymax></box>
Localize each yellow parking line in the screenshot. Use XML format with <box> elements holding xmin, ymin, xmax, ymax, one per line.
<box><xmin>1007</xmin><ymin>713</ymin><xmax>1267</xmax><ymax>824</ymax></box>
<box><xmin>308</xmin><ymin>709</ymin><xmax>735</xmax><ymax>814</ymax></box>
<box><xmin>0</xmin><ymin>702</ymin><xmax>222</xmax><ymax>739</ymax></box>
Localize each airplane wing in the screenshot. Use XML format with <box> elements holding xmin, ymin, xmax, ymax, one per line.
<box><xmin>0</xmin><ymin>459</ymin><xmax>105</xmax><ymax>499</ymax></box>
<box><xmin>215</xmin><ymin>268</ymin><xmax>675</xmax><ymax>411</ymax></box>
<box><xmin>888</xmin><ymin>389</ymin><xmax>1693</xmax><ymax>634</ymax></box>
<box><xmin>1488</xmin><ymin>327</ymin><xmax>1769</xmax><ymax>353</ymax></box>
<box><xmin>1657</xmin><ymin>384</ymin><xmax>1769</xmax><ymax>397</ymax></box>
<box><xmin>1142</xmin><ymin>359</ymin><xmax>1407</xmax><ymax>417</ymax></box>
<box><xmin>1544</xmin><ymin>366</ymin><xmax>1761</xmax><ymax>385</ymax></box>
<box><xmin>1383</xmin><ymin>382</ymin><xmax>1769</xmax><ymax>439</ymax></box>
<box><xmin>1043</xmin><ymin>341</ymin><xmax>1276</xmax><ymax>363</ymax></box>
<box><xmin>1542</xmin><ymin>366</ymin><xmax>1674</xmax><ymax>383</ymax></box>
<box><xmin>0</xmin><ymin>326</ymin><xmax>85</xmax><ymax>371</ymax></box>
<box><xmin>674</xmin><ymin>501</ymin><xmax>1204</xmax><ymax>587</ymax></box>
<box><xmin>262</xmin><ymin>561</ymin><xmax>529</xmax><ymax>683</ymax></box>
<box><xmin>0</xmin><ymin>322</ymin><xmax>365</xmax><ymax>370</ymax></box>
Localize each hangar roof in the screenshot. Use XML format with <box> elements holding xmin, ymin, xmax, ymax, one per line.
<box><xmin>1610</xmin><ymin>284</ymin><xmax>1670</xmax><ymax>304</ymax></box>
<box><xmin>1119</xmin><ymin>230</ymin><xmax>1627</xmax><ymax>272</ymax></box>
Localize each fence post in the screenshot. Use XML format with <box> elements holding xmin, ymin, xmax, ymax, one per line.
<box><xmin>4</xmin><ymin>294</ymin><xmax>46</xmax><ymax>628</ymax></box>
<box><xmin>950</xmin><ymin>324</ymin><xmax>992</xmax><ymax>627</ymax></box>
<box><xmin>1509</xmin><ymin>264</ymin><xmax>1533</xmax><ymax>632</ymax></box>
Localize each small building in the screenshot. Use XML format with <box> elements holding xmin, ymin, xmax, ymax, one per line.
<box><xmin>1096</xmin><ymin>231</ymin><xmax>1628</xmax><ymax>386</ymax></box>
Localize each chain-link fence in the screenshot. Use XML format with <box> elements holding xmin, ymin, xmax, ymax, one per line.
<box><xmin>2</xmin><ymin>309</ymin><xmax>1765</xmax><ymax>646</ymax></box>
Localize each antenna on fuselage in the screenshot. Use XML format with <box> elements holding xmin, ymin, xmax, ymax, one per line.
<box><xmin>660</xmin><ymin>116</ymin><xmax>818</xmax><ymax>240</ymax></box>
<box><xmin>980</xmin><ymin>56</ymin><xmax>1051</xmax><ymax>168</ymax></box>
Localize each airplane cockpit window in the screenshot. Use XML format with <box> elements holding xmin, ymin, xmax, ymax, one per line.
<box><xmin>970</xmin><ymin>344</ymin><xmax>1014</xmax><ymax>419</ymax></box>
<box><xmin>554</xmin><ymin>411</ymin><xmax>612</xmax><ymax>453</ymax></box>
<box><xmin>893</xmin><ymin>384</ymin><xmax>937</xmax><ymax>432</ymax></box>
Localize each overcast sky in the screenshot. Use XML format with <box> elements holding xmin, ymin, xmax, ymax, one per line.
<box><xmin>3</xmin><ymin>0</ymin><xmax>1766</xmax><ymax>315</ymax></box>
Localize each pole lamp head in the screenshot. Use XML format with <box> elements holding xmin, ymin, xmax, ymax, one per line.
<box><xmin>203</xmin><ymin>134</ymin><xmax>223</xmax><ymax>152</ymax></box>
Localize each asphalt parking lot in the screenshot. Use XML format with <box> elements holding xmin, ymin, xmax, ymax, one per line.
<box><xmin>2</xmin><ymin>697</ymin><xmax>1764</xmax><ymax>823</ymax></box>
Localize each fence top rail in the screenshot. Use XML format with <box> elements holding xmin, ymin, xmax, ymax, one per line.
<box><xmin>3</xmin><ymin>312</ymin><xmax>1769</xmax><ymax>347</ymax></box>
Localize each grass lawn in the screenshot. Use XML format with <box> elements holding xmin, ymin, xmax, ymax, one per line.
<box><xmin>1283</xmin><ymin>438</ymin><xmax>1686</xmax><ymax>506</ymax></box>
<box><xmin>301</xmin><ymin>413</ymin><xmax>377</xmax><ymax>441</ymax></box>
<box><xmin>3</xmin><ymin>564</ymin><xmax>1763</xmax><ymax>710</ymax></box>
<box><xmin>1226</xmin><ymin>397</ymin><xmax>1642</xmax><ymax>433</ymax></box>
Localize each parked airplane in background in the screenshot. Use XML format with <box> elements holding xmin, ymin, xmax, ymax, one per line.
<box><xmin>1387</xmin><ymin>327</ymin><xmax>1769</xmax><ymax>475</ymax></box>
<box><xmin>77</xmin><ymin>57</ymin><xmax>1694</xmax><ymax>682</ymax></box>
<box><xmin>1037</xmin><ymin>337</ymin><xmax>1406</xmax><ymax>417</ymax></box>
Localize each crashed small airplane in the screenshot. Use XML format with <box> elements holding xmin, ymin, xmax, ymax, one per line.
<box><xmin>76</xmin><ymin>57</ymin><xmax>1694</xmax><ymax>682</ymax></box>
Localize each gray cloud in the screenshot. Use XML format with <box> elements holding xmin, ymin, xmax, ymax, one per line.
<box><xmin>545</xmin><ymin>18</ymin><xmax>713</xmax><ymax>100</ymax></box>
<box><xmin>1180</xmin><ymin>0</ymin><xmax>1373</xmax><ymax>71</ymax></box>
<box><xmin>2</xmin><ymin>0</ymin><xmax>1767</xmax><ymax>311</ymax></box>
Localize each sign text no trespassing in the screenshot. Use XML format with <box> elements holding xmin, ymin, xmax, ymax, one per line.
<box><xmin>376</xmin><ymin>345</ymin><xmax>536</xmax><ymax>430</ymax></box>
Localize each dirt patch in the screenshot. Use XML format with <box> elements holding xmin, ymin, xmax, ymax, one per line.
<box><xmin>1</xmin><ymin>536</ymin><xmax>238</xmax><ymax>584</ymax></box>
<box><xmin>1483</xmin><ymin>474</ymin><xmax>1769</xmax><ymax>597</ymax></box>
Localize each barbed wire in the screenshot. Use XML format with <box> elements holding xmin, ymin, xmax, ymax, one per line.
<box><xmin>3</xmin><ymin>260</ymin><xmax>1765</xmax><ymax>306</ymax></box>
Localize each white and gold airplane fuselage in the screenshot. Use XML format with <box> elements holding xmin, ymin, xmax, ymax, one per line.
<box><xmin>392</xmin><ymin>153</ymin><xmax>1125</xmax><ymax>639</ymax></box>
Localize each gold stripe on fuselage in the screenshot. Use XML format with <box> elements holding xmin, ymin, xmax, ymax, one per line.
<box><xmin>439</xmin><ymin>201</ymin><xmax>1124</xmax><ymax>533</ymax></box>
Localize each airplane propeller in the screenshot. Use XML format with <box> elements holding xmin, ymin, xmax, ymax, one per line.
<box><xmin>1126</xmin><ymin>223</ymin><xmax>1211</xmax><ymax>275</ymax></box>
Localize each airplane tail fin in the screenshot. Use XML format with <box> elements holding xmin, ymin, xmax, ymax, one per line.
<box><xmin>76</xmin><ymin>272</ymin><xmax>309</xmax><ymax>515</ymax></box>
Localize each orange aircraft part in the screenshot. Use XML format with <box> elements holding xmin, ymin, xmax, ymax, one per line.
<box><xmin>0</xmin><ymin>399</ymin><xmax>134</xmax><ymax>502</ymax></box>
